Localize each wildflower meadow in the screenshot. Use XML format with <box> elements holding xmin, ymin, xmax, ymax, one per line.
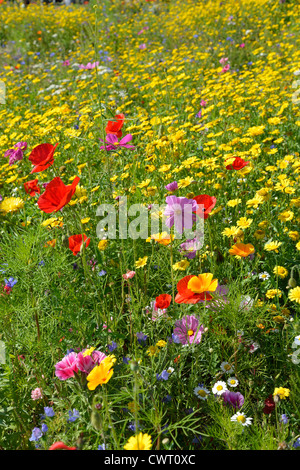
<box><xmin>0</xmin><ymin>0</ymin><xmax>300</xmax><ymax>452</ymax></box>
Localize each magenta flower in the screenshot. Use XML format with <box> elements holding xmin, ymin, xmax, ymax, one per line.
<box><xmin>164</xmin><ymin>195</ymin><xmax>197</xmax><ymax>234</ymax></box>
<box><xmin>165</xmin><ymin>181</ymin><xmax>178</xmax><ymax>192</ymax></box>
<box><xmin>200</xmin><ymin>100</ymin><xmax>207</xmax><ymax>107</ymax></box>
<box><xmin>173</xmin><ymin>315</ymin><xmax>204</xmax><ymax>345</ymax></box>
<box><xmin>122</xmin><ymin>270</ymin><xmax>136</xmax><ymax>280</ymax></box>
<box><xmin>54</xmin><ymin>352</ymin><xmax>78</xmax><ymax>381</ymax></box>
<box><xmin>77</xmin><ymin>349</ymin><xmax>107</xmax><ymax>374</ymax></box>
<box><xmin>99</xmin><ymin>134</ymin><xmax>135</xmax><ymax>151</ymax></box>
<box><xmin>222</xmin><ymin>391</ymin><xmax>244</xmax><ymax>409</ymax></box>
<box><xmin>4</xmin><ymin>141</ymin><xmax>27</xmax><ymax>166</ymax></box>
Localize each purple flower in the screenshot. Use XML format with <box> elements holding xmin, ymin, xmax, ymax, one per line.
<box><xmin>4</xmin><ymin>141</ymin><xmax>27</xmax><ymax>165</ymax></box>
<box><xmin>156</xmin><ymin>370</ymin><xmax>170</xmax><ymax>381</ymax></box>
<box><xmin>164</xmin><ymin>196</ymin><xmax>197</xmax><ymax>235</ymax></box>
<box><xmin>165</xmin><ymin>181</ymin><xmax>178</xmax><ymax>192</ymax></box>
<box><xmin>41</xmin><ymin>423</ymin><xmax>48</xmax><ymax>433</ymax></box>
<box><xmin>99</xmin><ymin>134</ymin><xmax>135</xmax><ymax>151</ymax></box>
<box><xmin>108</xmin><ymin>341</ymin><xmax>118</xmax><ymax>352</ymax></box>
<box><xmin>179</xmin><ymin>237</ymin><xmax>202</xmax><ymax>259</ymax></box>
<box><xmin>4</xmin><ymin>277</ymin><xmax>17</xmax><ymax>288</ymax></box>
<box><xmin>136</xmin><ymin>332</ymin><xmax>148</xmax><ymax>345</ymax></box>
<box><xmin>222</xmin><ymin>391</ymin><xmax>244</xmax><ymax>409</ymax></box>
<box><xmin>29</xmin><ymin>427</ymin><xmax>43</xmax><ymax>442</ymax></box>
<box><xmin>44</xmin><ymin>406</ymin><xmax>55</xmax><ymax>418</ymax></box>
<box><xmin>173</xmin><ymin>315</ymin><xmax>204</xmax><ymax>345</ymax></box>
<box><xmin>280</xmin><ymin>414</ymin><xmax>289</xmax><ymax>424</ymax></box>
<box><xmin>68</xmin><ymin>409</ymin><xmax>80</xmax><ymax>422</ymax></box>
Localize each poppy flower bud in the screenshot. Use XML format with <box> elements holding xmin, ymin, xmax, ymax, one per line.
<box><xmin>287</xmin><ymin>277</ymin><xmax>297</xmax><ymax>289</ymax></box>
<box><xmin>91</xmin><ymin>410</ymin><xmax>102</xmax><ymax>431</ymax></box>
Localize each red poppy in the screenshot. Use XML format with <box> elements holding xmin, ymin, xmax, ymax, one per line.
<box><xmin>24</xmin><ymin>179</ymin><xmax>40</xmax><ymax>197</ymax></box>
<box><xmin>263</xmin><ymin>394</ymin><xmax>275</xmax><ymax>414</ymax></box>
<box><xmin>225</xmin><ymin>157</ymin><xmax>249</xmax><ymax>171</ymax></box>
<box><xmin>49</xmin><ymin>441</ymin><xmax>76</xmax><ymax>450</ymax></box>
<box><xmin>175</xmin><ymin>275</ymin><xmax>213</xmax><ymax>304</ymax></box>
<box><xmin>105</xmin><ymin>114</ymin><xmax>125</xmax><ymax>138</ymax></box>
<box><xmin>155</xmin><ymin>293</ymin><xmax>172</xmax><ymax>309</ymax></box>
<box><xmin>29</xmin><ymin>143</ymin><xmax>59</xmax><ymax>173</ymax></box>
<box><xmin>68</xmin><ymin>234</ymin><xmax>90</xmax><ymax>256</ymax></box>
<box><xmin>37</xmin><ymin>176</ymin><xmax>80</xmax><ymax>214</ymax></box>
<box><xmin>193</xmin><ymin>194</ymin><xmax>217</xmax><ymax>219</ymax></box>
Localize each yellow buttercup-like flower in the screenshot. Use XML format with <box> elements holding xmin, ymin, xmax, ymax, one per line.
<box><xmin>86</xmin><ymin>355</ymin><xmax>116</xmax><ymax>390</ymax></box>
<box><xmin>0</xmin><ymin>197</ymin><xmax>24</xmax><ymax>214</ymax></box>
<box><xmin>124</xmin><ymin>432</ymin><xmax>152</xmax><ymax>451</ymax></box>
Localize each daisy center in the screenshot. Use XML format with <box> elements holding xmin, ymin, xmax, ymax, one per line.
<box><xmin>197</xmin><ymin>390</ymin><xmax>207</xmax><ymax>397</ymax></box>
<box><xmin>237</xmin><ymin>415</ymin><xmax>246</xmax><ymax>424</ymax></box>
<box><xmin>216</xmin><ymin>385</ymin><xmax>223</xmax><ymax>391</ymax></box>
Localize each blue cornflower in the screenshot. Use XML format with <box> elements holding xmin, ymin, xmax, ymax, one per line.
<box><xmin>41</xmin><ymin>423</ymin><xmax>48</xmax><ymax>433</ymax></box>
<box><xmin>98</xmin><ymin>270</ymin><xmax>107</xmax><ymax>277</ymax></box>
<box><xmin>280</xmin><ymin>414</ymin><xmax>289</xmax><ymax>424</ymax></box>
<box><xmin>156</xmin><ymin>370</ymin><xmax>170</xmax><ymax>381</ymax></box>
<box><xmin>29</xmin><ymin>427</ymin><xmax>43</xmax><ymax>442</ymax></box>
<box><xmin>136</xmin><ymin>332</ymin><xmax>148</xmax><ymax>345</ymax></box>
<box><xmin>44</xmin><ymin>406</ymin><xmax>55</xmax><ymax>418</ymax></box>
<box><xmin>98</xmin><ymin>443</ymin><xmax>106</xmax><ymax>450</ymax></box>
<box><xmin>108</xmin><ymin>341</ymin><xmax>118</xmax><ymax>352</ymax></box>
<box><xmin>68</xmin><ymin>409</ymin><xmax>80</xmax><ymax>422</ymax></box>
<box><xmin>4</xmin><ymin>277</ymin><xmax>17</xmax><ymax>288</ymax></box>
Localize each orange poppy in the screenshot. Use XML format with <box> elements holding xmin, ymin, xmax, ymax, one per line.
<box><xmin>229</xmin><ymin>242</ymin><xmax>255</xmax><ymax>258</ymax></box>
<box><xmin>175</xmin><ymin>273</ymin><xmax>218</xmax><ymax>304</ymax></box>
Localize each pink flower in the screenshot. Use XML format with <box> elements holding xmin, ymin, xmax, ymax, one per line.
<box><xmin>54</xmin><ymin>352</ymin><xmax>78</xmax><ymax>381</ymax></box>
<box><xmin>240</xmin><ymin>43</ymin><xmax>245</xmax><ymax>48</ymax></box>
<box><xmin>79</xmin><ymin>61</ymin><xmax>99</xmax><ymax>70</ymax></box>
<box><xmin>219</xmin><ymin>57</ymin><xmax>228</xmax><ymax>64</ymax></box>
<box><xmin>221</xmin><ymin>64</ymin><xmax>230</xmax><ymax>73</ymax></box>
<box><xmin>123</xmin><ymin>271</ymin><xmax>136</xmax><ymax>280</ymax></box>
<box><xmin>31</xmin><ymin>388</ymin><xmax>43</xmax><ymax>400</ymax></box>
<box><xmin>200</xmin><ymin>100</ymin><xmax>207</xmax><ymax>107</ymax></box>
<box><xmin>99</xmin><ymin>134</ymin><xmax>135</xmax><ymax>151</ymax></box>
<box><xmin>173</xmin><ymin>315</ymin><xmax>204</xmax><ymax>345</ymax></box>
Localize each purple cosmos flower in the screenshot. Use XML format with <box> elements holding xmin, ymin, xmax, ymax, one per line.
<box><xmin>99</xmin><ymin>134</ymin><xmax>135</xmax><ymax>151</ymax></box>
<box><xmin>173</xmin><ymin>315</ymin><xmax>204</xmax><ymax>345</ymax></box>
<box><xmin>164</xmin><ymin>196</ymin><xmax>197</xmax><ymax>235</ymax></box>
<box><xmin>4</xmin><ymin>141</ymin><xmax>27</xmax><ymax>165</ymax></box>
<box><xmin>179</xmin><ymin>237</ymin><xmax>202</xmax><ymax>259</ymax></box>
<box><xmin>165</xmin><ymin>181</ymin><xmax>178</xmax><ymax>192</ymax></box>
<box><xmin>222</xmin><ymin>391</ymin><xmax>244</xmax><ymax>409</ymax></box>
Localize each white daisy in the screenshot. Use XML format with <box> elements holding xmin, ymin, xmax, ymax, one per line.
<box><xmin>212</xmin><ymin>381</ymin><xmax>228</xmax><ymax>396</ymax></box>
<box><xmin>227</xmin><ymin>377</ymin><xmax>239</xmax><ymax>388</ymax></box>
<box><xmin>258</xmin><ymin>271</ymin><xmax>270</xmax><ymax>281</ymax></box>
<box><xmin>231</xmin><ymin>412</ymin><xmax>253</xmax><ymax>427</ymax></box>
<box><xmin>294</xmin><ymin>335</ymin><xmax>300</xmax><ymax>346</ymax></box>
<box><xmin>194</xmin><ymin>385</ymin><xmax>210</xmax><ymax>400</ymax></box>
<box><xmin>220</xmin><ymin>362</ymin><xmax>234</xmax><ymax>374</ymax></box>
